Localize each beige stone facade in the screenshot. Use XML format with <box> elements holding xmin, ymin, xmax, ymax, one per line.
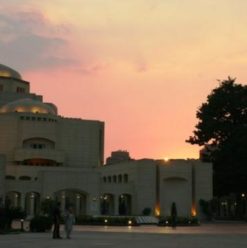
<box><xmin>0</xmin><ymin>64</ymin><xmax>212</xmax><ymax>218</ymax></box>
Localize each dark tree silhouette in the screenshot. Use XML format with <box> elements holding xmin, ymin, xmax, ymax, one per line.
<box><xmin>187</xmin><ymin>77</ymin><xmax>247</xmax><ymax>196</ymax></box>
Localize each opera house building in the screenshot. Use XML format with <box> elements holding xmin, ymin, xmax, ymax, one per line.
<box><xmin>0</xmin><ymin>64</ymin><xmax>212</xmax><ymax>218</ymax></box>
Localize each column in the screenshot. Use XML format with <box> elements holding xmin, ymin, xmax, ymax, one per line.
<box><xmin>30</xmin><ymin>194</ymin><xmax>35</xmax><ymax>216</ymax></box>
<box><xmin>76</xmin><ymin>194</ymin><xmax>81</xmax><ymax>216</ymax></box>
<box><xmin>114</xmin><ymin>195</ymin><xmax>119</xmax><ymax>215</ymax></box>
<box><xmin>61</xmin><ymin>192</ymin><xmax>66</xmax><ymax>213</ymax></box>
<box><xmin>14</xmin><ymin>193</ymin><xmax>18</xmax><ymax>207</ymax></box>
<box><xmin>90</xmin><ymin>196</ymin><xmax>99</xmax><ymax>215</ymax></box>
<box><xmin>20</xmin><ymin>193</ymin><xmax>25</xmax><ymax>211</ymax></box>
<box><xmin>0</xmin><ymin>155</ymin><xmax>6</xmax><ymax>206</ymax></box>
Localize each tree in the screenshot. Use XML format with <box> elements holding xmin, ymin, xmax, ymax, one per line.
<box><xmin>187</xmin><ymin>77</ymin><xmax>247</xmax><ymax>196</ymax></box>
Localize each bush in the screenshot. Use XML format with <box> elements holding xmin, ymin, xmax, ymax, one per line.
<box><xmin>159</xmin><ymin>216</ymin><xmax>199</xmax><ymax>226</ymax></box>
<box><xmin>142</xmin><ymin>208</ymin><xmax>152</xmax><ymax>216</ymax></box>
<box><xmin>0</xmin><ymin>206</ymin><xmax>26</xmax><ymax>232</ymax></box>
<box><xmin>29</xmin><ymin>216</ymin><xmax>53</xmax><ymax>232</ymax></box>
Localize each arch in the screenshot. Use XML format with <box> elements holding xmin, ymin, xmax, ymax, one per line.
<box><xmin>100</xmin><ymin>193</ymin><xmax>115</xmax><ymax>215</ymax></box>
<box><xmin>54</xmin><ymin>189</ymin><xmax>88</xmax><ymax>216</ymax></box>
<box><xmin>119</xmin><ymin>194</ymin><xmax>132</xmax><ymax>215</ymax></box>
<box><xmin>25</xmin><ymin>192</ymin><xmax>40</xmax><ymax>216</ymax></box>
<box><xmin>5</xmin><ymin>191</ymin><xmax>21</xmax><ymax>208</ymax></box>
<box><xmin>161</xmin><ymin>178</ymin><xmax>190</xmax><ymax>216</ymax></box>
<box><xmin>23</xmin><ymin>137</ymin><xmax>55</xmax><ymax>149</ymax></box>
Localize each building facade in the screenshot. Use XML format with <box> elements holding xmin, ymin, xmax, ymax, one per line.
<box><xmin>0</xmin><ymin>64</ymin><xmax>212</xmax><ymax>218</ymax></box>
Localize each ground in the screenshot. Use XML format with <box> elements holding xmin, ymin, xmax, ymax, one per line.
<box><xmin>1</xmin><ymin>223</ymin><xmax>247</xmax><ymax>248</ymax></box>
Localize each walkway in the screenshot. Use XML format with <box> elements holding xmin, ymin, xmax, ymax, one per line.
<box><xmin>1</xmin><ymin>223</ymin><xmax>247</xmax><ymax>248</ymax></box>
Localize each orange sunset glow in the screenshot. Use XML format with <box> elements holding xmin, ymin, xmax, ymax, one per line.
<box><xmin>1</xmin><ymin>0</ymin><xmax>247</xmax><ymax>160</ymax></box>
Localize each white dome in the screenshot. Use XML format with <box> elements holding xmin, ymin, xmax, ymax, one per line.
<box><xmin>0</xmin><ymin>98</ymin><xmax>57</xmax><ymax>115</ymax></box>
<box><xmin>0</xmin><ymin>64</ymin><xmax>22</xmax><ymax>79</ymax></box>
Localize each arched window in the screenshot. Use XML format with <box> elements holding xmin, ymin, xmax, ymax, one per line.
<box><xmin>113</xmin><ymin>175</ymin><xmax>117</xmax><ymax>183</ymax></box>
<box><xmin>108</xmin><ymin>176</ymin><xmax>112</xmax><ymax>183</ymax></box>
<box><xmin>23</xmin><ymin>137</ymin><xmax>55</xmax><ymax>149</ymax></box>
<box><xmin>103</xmin><ymin>177</ymin><xmax>107</xmax><ymax>183</ymax></box>
<box><xmin>124</xmin><ymin>174</ymin><xmax>128</xmax><ymax>183</ymax></box>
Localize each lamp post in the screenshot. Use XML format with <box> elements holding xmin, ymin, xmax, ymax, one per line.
<box><xmin>20</xmin><ymin>219</ymin><xmax>24</xmax><ymax>232</ymax></box>
<box><xmin>241</xmin><ymin>193</ymin><xmax>246</xmax><ymax>218</ymax></box>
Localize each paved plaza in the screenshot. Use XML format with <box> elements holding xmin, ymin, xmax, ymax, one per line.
<box><xmin>1</xmin><ymin>223</ymin><xmax>247</xmax><ymax>248</ymax></box>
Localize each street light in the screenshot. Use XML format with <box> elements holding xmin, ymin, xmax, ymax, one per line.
<box><xmin>20</xmin><ymin>219</ymin><xmax>24</xmax><ymax>231</ymax></box>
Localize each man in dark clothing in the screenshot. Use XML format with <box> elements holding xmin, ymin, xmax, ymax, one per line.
<box><xmin>52</xmin><ymin>202</ymin><xmax>62</xmax><ymax>239</ymax></box>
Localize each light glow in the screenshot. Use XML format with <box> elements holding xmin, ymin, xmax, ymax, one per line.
<box><xmin>155</xmin><ymin>205</ymin><xmax>161</xmax><ymax>217</ymax></box>
<box><xmin>191</xmin><ymin>207</ymin><xmax>197</xmax><ymax>217</ymax></box>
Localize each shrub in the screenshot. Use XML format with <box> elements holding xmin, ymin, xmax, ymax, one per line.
<box><xmin>159</xmin><ymin>216</ymin><xmax>199</xmax><ymax>226</ymax></box>
<box><xmin>0</xmin><ymin>206</ymin><xmax>26</xmax><ymax>232</ymax></box>
<box><xmin>76</xmin><ymin>215</ymin><xmax>138</xmax><ymax>226</ymax></box>
<box><xmin>29</xmin><ymin>216</ymin><xmax>53</xmax><ymax>232</ymax></box>
<box><xmin>199</xmin><ymin>199</ymin><xmax>213</xmax><ymax>220</ymax></box>
<box><xmin>142</xmin><ymin>208</ymin><xmax>152</xmax><ymax>216</ymax></box>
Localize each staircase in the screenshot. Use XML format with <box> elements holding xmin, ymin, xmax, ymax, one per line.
<box><xmin>135</xmin><ymin>216</ymin><xmax>159</xmax><ymax>225</ymax></box>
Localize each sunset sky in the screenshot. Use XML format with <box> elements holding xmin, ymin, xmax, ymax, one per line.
<box><xmin>1</xmin><ymin>0</ymin><xmax>247</xmax><ymax>160</ymax></box>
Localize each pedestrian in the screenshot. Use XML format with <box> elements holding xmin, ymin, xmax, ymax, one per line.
<box><xmin>52</xmin><ymin>202</ymin><xmax>62</xmax><ymax>239</ymax></box>
<box><xmin>171</xmin><ymin>202</ymin><xmax>177</xmax><ymax>229</ymax></box>
<box><xmin>64</xmin><ymin>206</ymin><xmax>75</xmax><ymax>239</ymax></box>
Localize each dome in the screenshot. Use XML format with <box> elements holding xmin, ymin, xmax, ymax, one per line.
<box><xmin>0</xmin><ymin>64</ymin><xmax>22</xmax><ymax>80</ymax></box>
<box><xmin>0</xmin><ymin>98</ymin><xmax>57</xmax><ymax>115</ymax></box>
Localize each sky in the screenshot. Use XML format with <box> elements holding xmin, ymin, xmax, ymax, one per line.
<box><xmin>1</xmin><ymin>0</ymin><xmax>247</xmax><ymax>160</ymax></box>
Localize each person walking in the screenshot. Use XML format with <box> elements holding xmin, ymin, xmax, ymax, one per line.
<box><xmin>171</xmin><ymin>202</ymin><xmax>177</xmax><ymax>229</ymax></box>
<box><xmin>64</xmin><ymin>206</ymin><xmax>75</xmax><ymax>239</ymax></box>
<box><xmin>52</xmin><ymin>202</ymin><xmax>62</xmax><ymax>239</ymax></box>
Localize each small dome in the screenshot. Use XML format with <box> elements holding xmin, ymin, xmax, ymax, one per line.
<box><xmin>0</xmin><ymin>64</ymin><xmax>22</xmax><ymax>80</ymax></box>
<box><xmin>0</xmin><ymin>98</ymin><xmax>57</xmax><ymax>115</ymax></box>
